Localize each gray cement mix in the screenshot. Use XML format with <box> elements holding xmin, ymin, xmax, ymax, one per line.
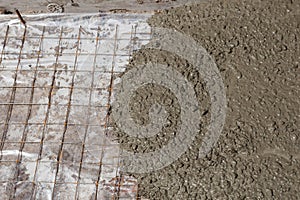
<box><xmin>113</xmin><ymin>0</ymin><xmax>300</xmax><ymax>199</ymax></box>
<box><xmin>0</xmin><ymin>0</ymin><xmax>299</xmax><ymax>199</ymax></box>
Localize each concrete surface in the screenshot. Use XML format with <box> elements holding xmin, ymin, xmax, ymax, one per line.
<box><xmin>114</xmin><ymin>0</ymin><xmax>300</xmax><ymax>199</ymax></box>
<box><xmin>0</xmin><ymin>0</ymin><xmax>299</xmax><ymax>199</ymax></box>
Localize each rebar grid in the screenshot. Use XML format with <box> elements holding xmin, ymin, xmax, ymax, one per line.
<box><xmin>0</xmin><ymin>15</ymin><xmax>151</xmax><ymax>199</ymax></box>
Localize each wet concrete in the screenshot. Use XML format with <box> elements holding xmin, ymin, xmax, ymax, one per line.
<box><xmin>114</xmin><ymin>0</ymin><xmax>300</xmax><ymax>199</ymax></box>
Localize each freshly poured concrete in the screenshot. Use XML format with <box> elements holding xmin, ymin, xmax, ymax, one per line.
<box><xmin>113</xmin><ymin>0</ymin><xmax>300</xmax><ymax>199</ymax></box>
<box><xmin>0</xmin><ymin>0</ymin><xmax>299</xmax><ymax>199</ymax></box>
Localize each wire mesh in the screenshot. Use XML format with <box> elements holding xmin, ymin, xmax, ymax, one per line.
<box><xmin>0</xmin><ymin>13</ymin><xmax>152</xmax><ymax>200</ymax></box>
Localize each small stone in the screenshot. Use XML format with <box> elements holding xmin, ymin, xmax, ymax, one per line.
<box><xmin>47</xmin><ymin>3</ymin><xmax>64</xmax><ymax>13</ymax></box>
<box><xmin>71</xmin><ymin>3</ymin><xmax>80</xmax><ymax>7</ymax></box>
<box><xmin>0</xmin><ymin>7</ymin><xmax>12</xmax><ymax>14</ymax></box>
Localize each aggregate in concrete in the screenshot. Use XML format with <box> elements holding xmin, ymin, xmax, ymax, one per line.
<box><xmin>113</xmin><ymin>0</ymin><xmax>300</xmax><ymax>199</ymax></box>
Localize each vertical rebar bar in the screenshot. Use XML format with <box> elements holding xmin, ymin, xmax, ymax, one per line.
<box><xmin>30</xmin><ymin>26</ymin><xmax>64</xmax><ymax>200</ymax></box>
<box><xmin>9</xmin><ymin>26</ymin><xmax>46</xmax><ymax>200</ymax></box>
<box><xmin>74</xmin><ymin>26</ymin><xmax>101</xmax><ymax>200</ymax></box>
<box><xmin>51</xmin><ymin>26</ymin><xmax>82</xmax><ymax>199</ymax></box>
<box><xmin>0</xmin><ymin>25</ymin><xmax>9</xmax><ymax>67</ymax></box>
<box><xmin>94</xmin><ymin>24</ymin><xmax>119</xmax><ymax>200</ymax></box>
<box><xmin>0</xmin><ymin>26</ymin><xmax>27</xmax><ymax>161</ymax></box>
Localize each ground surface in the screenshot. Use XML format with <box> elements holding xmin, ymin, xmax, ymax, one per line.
<box><xmin>0</xmin><ymin>0</ymin><xmax>196</xmax><ymax>14</ymax></box>
<box><xmin>0</xmin><ymin>0</ymin><xmax>299</xmax><ymax>199</ymax></box>
<box><xmin>114</xmin><ymin>0</ymin><xmax>300</xmax><ymax>199</ymax></box>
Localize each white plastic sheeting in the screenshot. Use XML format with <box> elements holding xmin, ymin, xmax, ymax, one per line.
<box><xmin>0</xmin><ymin>13</ymin><xmax>151</xmax><ymax>199</ymax></box>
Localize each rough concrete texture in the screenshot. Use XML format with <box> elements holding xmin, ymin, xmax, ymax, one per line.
<box><xmin>113</xmin><ymin>0</ymin><xmax>300</xmax><ymax>199</ymax></box>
